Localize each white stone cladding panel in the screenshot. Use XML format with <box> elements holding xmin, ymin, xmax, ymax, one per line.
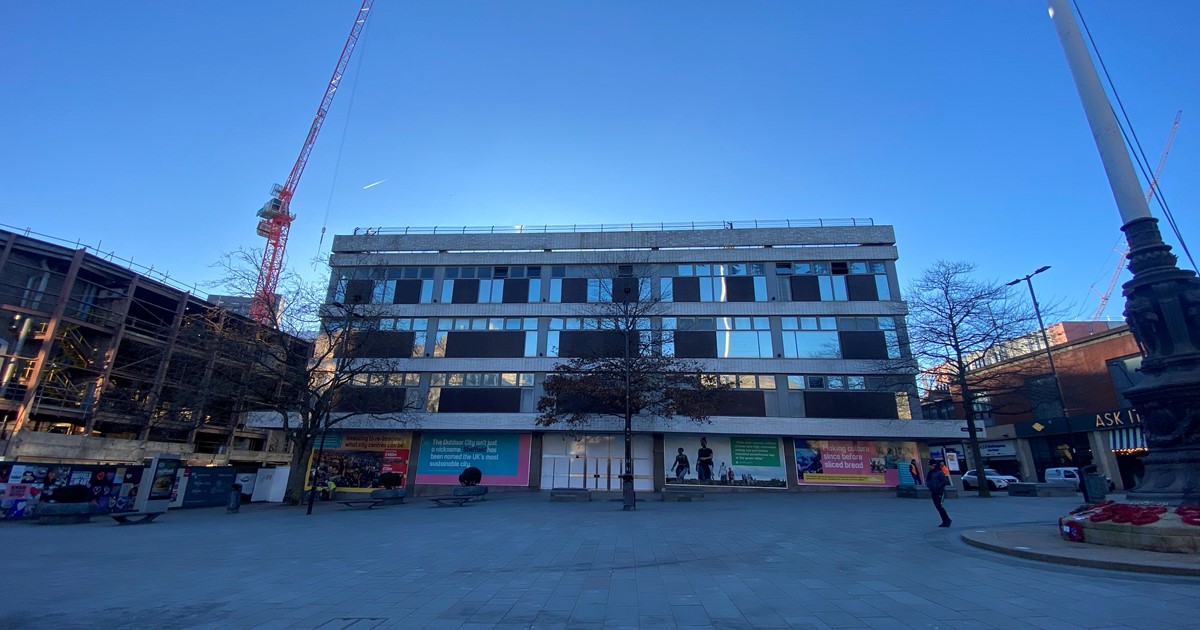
<box><xmin>258</xmin><ymin>411</ymin><xmax>962</xmax><ymax>440</ymax></box>
<box><xmin>334</xmin><ymin>225</ymin><xmax>896</xmax><ymax>256</ymax></box>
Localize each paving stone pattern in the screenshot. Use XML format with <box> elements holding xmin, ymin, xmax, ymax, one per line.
<box><xmin>3</xmin><ymin>491</ymin><xmax>1197</xmax><ymax>629</ymax></box>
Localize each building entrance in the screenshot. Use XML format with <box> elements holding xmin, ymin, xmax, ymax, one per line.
<box><xmin>540</xmin><ymin>434</ymin><xmax>653</xmax><ymax>491</ymax></box>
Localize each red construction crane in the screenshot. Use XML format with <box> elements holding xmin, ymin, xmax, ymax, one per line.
<box><xmin>1091</xmin><ymin>110</ymin><xmax>1182</xmax><ymax>321</ymax></box>
<box><xmin>250</xmin><ymin>0</ymin><xmax>375</xmax><ymax>324</ymax></box>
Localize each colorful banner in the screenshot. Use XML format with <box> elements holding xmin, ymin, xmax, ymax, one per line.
<box><xmin>0</xmin><ymin>463</ymin><xmax>142</xmax><ymax>520</ymax></box>
<box><xmin>309</xmin><ymin>431</ymin><xmax>413</xmax><ymax>493</ymax></box>
<box><xmin>794</xmin><ymin>439</ymin><xmax>920</xmax><ymax>487</ymax></box>
<box><xmin>416</xmin><ymin>433</ymin><xmax>532</xmax><ymax>487</ymax></box>
<box><xmin>665</xmin><ymin>434</ymin><xmax>787</xmax><ymax>488</ymax></box>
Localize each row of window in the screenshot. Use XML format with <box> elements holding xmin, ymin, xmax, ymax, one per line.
<box><xmin>341</xmin><ymin>261</ymin><xmax>889</xmax><ymax>282</ymax></box>
<box><xmin>345</xmin><ymin>324</ymin><xmax>902</xmax><ymax>360</ymax></box>
<box><xmin>338</xmin><ymin>370</ymin><xmax>912</xmax><ymax>419</ymax></box>
<box><xmin>348</xmin><ymin>370</ymin><xmax>890</xmax><ymax>391</ymax></box>
<box><xmin>358</xmin><ymin>315</ymin><xmax>896</xmax><ymax>333</ymax></box>
<box><xmin>334</xmin><ymin>261</ymin><xmax>894</xmax><ymax>306</ymax></box>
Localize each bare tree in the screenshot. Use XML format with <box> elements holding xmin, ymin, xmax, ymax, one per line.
<box><xmin>901</xmin><ymin>261</ymin><xmax>1045</xmax><ymax>497</ymax></box>
<box><xmin>535</xmin><ymin>261</ymin><xmax>731</xmax><ymax>510</ymax></box>
<box><xmin>208</xmin><ymin>249</ymin><xmax>420</xmax><ymax>506</ymax></box>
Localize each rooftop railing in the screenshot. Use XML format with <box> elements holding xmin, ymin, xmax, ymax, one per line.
<box><xmin>352</xmin><ymin>218</ymin><xmax>875</xmax><ymax>236</ymax></box>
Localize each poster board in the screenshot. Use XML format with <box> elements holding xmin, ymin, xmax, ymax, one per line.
<box><xmin>308</xmin><ymin>432</ymin><xmax>412</xmax><ymax>493</ymax></box>
<box><xmin>794</xmin><ymin>439</ymin><xmax>921</xmax><ymax>487</ymax></box>
<box><xmin>134</xmin><ymin>454</ymin><xmax>181</xmax><ymax>513</ymax></box>
<box><xmin>663</xmin><ymin>434</ymin><xmax>787</xmax><ymax>488</ymax></box>
<box><xmin>179</xmin><ymin>466</ymin><xmax>238</xmax><ymax>508</ymax></box>
<box><xmin>415</xmin><ymin>433</ymin><xmax>532</xmax><ymax>486</ymax></box>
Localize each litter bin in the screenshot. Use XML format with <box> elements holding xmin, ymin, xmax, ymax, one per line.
<box><xmin>227</xmin><ymin>483</ymin><xmax>243</xmax><ymax>514</ymax></box>
<box><xmin>1083</xmin><ymin>474</ymin><xmax>1107</xmax><ymax>501</ymax></box>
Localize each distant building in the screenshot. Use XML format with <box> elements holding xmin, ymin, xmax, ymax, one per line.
<box><xmin>207</xmin><ymin>293</ymin><xmax>284</xmax><ymax>327</ymax></box>
<box><xmin>921</xmin><ymin>323</ymin><xmax>1144</xmax><ymax>489</ymax></box>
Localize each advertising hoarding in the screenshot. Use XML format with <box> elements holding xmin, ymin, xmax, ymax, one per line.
<box><xmin>664</xmin><ymin>434</ymin><xmax>787</xmax><ymax>488</ymax></box>
<box><xmin>794</xmin><ymin>439</ymin><xmax>921</xmax><ymax>487</ymax></box>
<box><xmin>416</xmin><ymin>433</ymin><xmax>532</xmax><ymax>486</ymax></box>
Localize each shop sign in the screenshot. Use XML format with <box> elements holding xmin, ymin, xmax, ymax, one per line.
<box><xmin>980</xmin><ymin>441</ymin><xmax>1016</xmax><ymax>458</ymax></box>
<box><xmin>1095</xmin><ymin>409</ymin><xmax>1142</xmax><ymax>428</ymax></box>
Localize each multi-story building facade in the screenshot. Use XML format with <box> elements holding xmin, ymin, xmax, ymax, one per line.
<box><xmin>311</xmin><ymin>220</ymin><xmax>962</xmax><ymax>494</ymax></box>
<box><xmin>0</xmin><ymin>227</ymin><xmax>303</xmax><ymax>467</ymax></box>
<box><xmin>922</xmin><ymin>323</ymin><xmax>1144</xmax><ymax>489</ymax></box>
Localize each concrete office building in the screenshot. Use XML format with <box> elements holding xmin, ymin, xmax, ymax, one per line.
<box><xmin>316</xmin><ymin>220</ymin><xmax>962</xmax><ymax>494</ymax></box>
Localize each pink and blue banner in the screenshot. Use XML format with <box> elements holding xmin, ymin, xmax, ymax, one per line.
<box><xmin>416</xmin><ymin>433</ymin><xmax>532</xmax><ymax>486</ymax></box>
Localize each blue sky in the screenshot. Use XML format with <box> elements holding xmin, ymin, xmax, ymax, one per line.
<box><xmin>2</xmin><ymin>2</ymin><xmax>1197</xmax><ymax>320</ymax></box>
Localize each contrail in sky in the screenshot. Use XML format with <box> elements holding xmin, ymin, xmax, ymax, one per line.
<box><xmin>362</xmin><ymin>179</ymin><xmax>387</xmax><ymax>190</ymax></box>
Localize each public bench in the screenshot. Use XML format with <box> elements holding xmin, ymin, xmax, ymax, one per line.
<box><xmin>37</xmin><ymin>503</ymin><xmax>96</xmax><ymax>525</ymax></box>
<box><xmin>429</xmin><ymin>496</ymin><xmax>472</xmax><ymax>507</ymax></box>
<box><xmin>340</xmin><ymin>500</ymin><xmax>383</xmax><ymax>509</ymax></box>
<box><xmin>110</xmin><ymin>512</ymin><xmax>165</xmax><ymax>525</ymax></box>
<box><xmin>550</xmin><ymin>488</ymin><xmax>591</xmax><ymax>502</ymax></box>
<box><xmin>452</xmin><ymin>485</ymin><xmax>488</xmax><ymax>502</ymax></box>
<box><xmin>1006</xmin><ymin>482</ymin><xmax>1077</xmax><ymax>497</ymax></box>
<box><xmin>429</xmin><ymin>486</ymin><xmax>489</xmax><ymax>507</ymax></box>
<box><xmin>339</xmin><ymin>488</ymin><xmax>407</xmax><ymax>509</ymax></box>
<box><xmin>895</xmin><ymin>485</ymin><xmax>959</xmax><ymax>499</ymax></box>
<box><xmin>662</xmin><ymin>486</ymin><xmax>707</xmax><ymax>502</ymax></box>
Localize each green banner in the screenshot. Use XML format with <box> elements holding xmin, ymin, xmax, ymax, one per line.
<box><xmin>730</xmin><ymin>437</ymin><xmax>781</xmax><ymax>467</ymax></box>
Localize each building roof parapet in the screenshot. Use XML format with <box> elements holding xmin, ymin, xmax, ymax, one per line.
<box><xmin>352</xmin><ymin>218</ymin><xmax>874</xmax><ymax>236</ymax></box>
<box><xmin>1</xmin><ymin>223</ymin><xmax>202</xmax><ymax>295</ymax></box>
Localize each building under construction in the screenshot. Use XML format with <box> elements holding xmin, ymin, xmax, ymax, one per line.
<box><xmin>0</xmin><ymin>227</ymin><xmax>307</xmax><ymax>466</ymax></box>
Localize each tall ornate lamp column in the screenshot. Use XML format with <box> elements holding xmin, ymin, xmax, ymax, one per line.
<box><xmin>1049</xmin><ymin>0</ymin><xmax>1200</xmax><ymax>504</ymax></box>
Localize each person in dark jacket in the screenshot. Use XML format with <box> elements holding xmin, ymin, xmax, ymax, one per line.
<box><xmin>925</xmin><ymin>459</ymin><xmax>952</xmax><ymax>527</ymax></box>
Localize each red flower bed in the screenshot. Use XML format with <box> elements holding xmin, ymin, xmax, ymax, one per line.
<box><xmin>1088</xmin><ymin>502</ymin><xmax>1166</xmax><ymax>526</ymax></box>
<box><xmin>1176</xmin><ymin>505</ymin><xmax>1200</xmax><ymax>527</ymax></box>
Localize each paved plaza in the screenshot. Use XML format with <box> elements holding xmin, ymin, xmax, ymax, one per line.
<box><xmin>3</xmin><ymin>491</ymin><xmax>1197</xmax><ymax>629</ymax></box>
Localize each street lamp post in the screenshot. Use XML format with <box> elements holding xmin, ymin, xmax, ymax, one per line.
<box><xmin>305</xmin><ymin>301</ymin><xmax>355</xmax><ymax>515</ymax></box>
<box><xmin>1050</xmin><ymin>0</ymin><xmax>1200</xmax><ymax>504</ymax></box>
<box><xmin>620</xmin><ymin>285</ymin><xmax>636</xmax><ymax>511</ymax></box>
<box><xmin>1008</xmin><ymin>266</ymin><xmax>1091</xmax><ymax>503</ymax></box>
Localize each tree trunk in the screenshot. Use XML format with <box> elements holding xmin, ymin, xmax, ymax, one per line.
<box><xmin>283</xmin><ymin>434</ymin><xmax>311</xmax><ymax>505</ymax></box>
<box><xmin>960</xmin><ymin>383</ymin><xmax>990</xmax><ymax>498</ymax></box>
<box><xmin>621</xmin><ymin>412</ymin><xmax>635</xmax><ymax>510</ymax></box>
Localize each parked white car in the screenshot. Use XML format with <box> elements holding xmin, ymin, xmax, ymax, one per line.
<box><xmin>961</xmin><ymin>469</ymin><xmax>1020</xmax><ymax>491</ymax></box>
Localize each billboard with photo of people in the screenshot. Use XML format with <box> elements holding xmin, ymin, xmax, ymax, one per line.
<box><xmin>308</xmin><ymin>431</ymin><xmax>412</xmax><ymax>494</ymax></box>
<box><xmin>794</xmin><ymin>439</ymin><xmax>921</xmax><ymax>487</ymax></box>
<box><xmin>664</xmin><ymin>434</ymin><xmax>787</xmax><ymax>488</ymax></box>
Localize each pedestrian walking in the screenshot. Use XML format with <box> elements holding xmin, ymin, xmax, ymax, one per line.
<box><xmin>926</xmin><ymin>459</ymin><xmax>952</xmax><ymax>527</ymax></box>
<box><xmin>908</xmin><ymin>459</ymin><xmax>922</xmax><ymax>486</ymax></box>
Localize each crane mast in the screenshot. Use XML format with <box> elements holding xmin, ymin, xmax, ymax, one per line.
<box><xmin>1091</xmin><ymin>110</ymin><xmax>1182</xmax><ymax>320</ymax></box>
<box><xmin>250</xmin><ymin>0</ymin><xmax>375</xmax><ymax>324</ymax></box>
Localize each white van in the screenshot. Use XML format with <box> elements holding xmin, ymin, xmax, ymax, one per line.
<box><xmin>1044</xmin><ymin>467</ymin><xmax>1081</xmax><ymax>486</ymax></box>
<box><xmin>1044</xmin><ymin>467</ymin><xmax>1116</xmax><ymax>491</ymax></box>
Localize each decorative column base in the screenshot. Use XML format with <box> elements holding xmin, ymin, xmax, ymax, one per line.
<box><xmin>1127</xmin><ymin>448</ymin><xmax>1200</xmax><ymax>504</ymax></box>
<box><xmin>1119</xmin><ymin>217</ymin><xmax>1200</xmax><ymax>506</ymax></box>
